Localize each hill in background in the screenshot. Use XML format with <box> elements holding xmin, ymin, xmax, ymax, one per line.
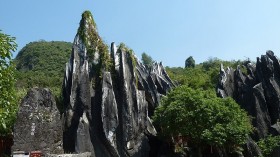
<box><xmin>14</xmin><ymin>41</ymin><xmax>72</xmax><ymax>90</ymax></box>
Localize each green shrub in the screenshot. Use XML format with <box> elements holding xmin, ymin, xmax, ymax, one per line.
<box><xmin>257</xmin><ymin>135</ymin><xmax>280</xmax><ymax>157</ymax></box>
<box><xmin>153</xmin><ymin>86</ymin><xmax>252</xmax><ymax>154</ymax></box>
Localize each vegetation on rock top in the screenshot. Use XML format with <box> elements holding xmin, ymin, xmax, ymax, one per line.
<box><xmin>78</xmin><ymin>10</ymin><xmax>112</xmax><ymax>75</ymax></box>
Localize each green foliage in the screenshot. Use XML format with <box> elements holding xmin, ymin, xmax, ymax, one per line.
<box><xmin>166</xmin><ymin>57</ymin><xmax>249</xmax><ymax>91</ymax></box>
<box><xmin>0</xmin><ymin>30</ymin><xmax>18</xmax><ymax>135</ymax></box>
<box><xmin>166</xmin><ymin>67</ymin><xmax>213</xmax><ymax>90</ymax></box>
<box><xmin>14</xmin><ymin>41</ymin><xmax>72</xmax><ymax>110</ymax></box>
<box><xmin>153</xmin><ymin>86</ymin><xmax>252</xmax><ymax>152</ymax></box>
<box><xmin>201</xmin><ymin>57</ymin><xmax>238</xmax><ymax>71</ymax></box>
<box><xmin>185</xmin><ymin>56</ymin><xmax>195</xmax><ymax>68</ymax></box>
<box><xmin>141</xmin><ymin>52</ymin><xmax>154</xmax><ymax>69</ymax></box>
<box><xmin>78</xmin><ymin>10</ymin><xmax>113</xmax><ymax>77</ymax></box>
<box><xmin>15</xmin><ymin>88</ymin><xmax>28</xmax><ymax>103</ymax></box>
<box><xmin>257</xmin><ymin>135</ymin><xmax>280</xmax><ymax>157</ymax></box>
<box><xmin>201</xmin><ymin>57</ymin><xmax>250</xmax><ymax>85</ymax></box>
<box><xmin>14</xmin><ymin>41</ymin><xmax>72</xmax><ymax>89</ymax></box>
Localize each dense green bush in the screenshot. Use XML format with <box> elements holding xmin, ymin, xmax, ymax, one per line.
<box><xmin>0</xmin><ymin>30</ymin><xmax>18</xmax><ymax>135</ymax></box>
<box><xmin>153</xmin><ymin>86</ymin><xmax>252</xmax><ymax>155</ymax></box>
<box><xmin>257</xmin><ymin>135</ymin><xmax>280</xmax><ymax>157</ymax></box>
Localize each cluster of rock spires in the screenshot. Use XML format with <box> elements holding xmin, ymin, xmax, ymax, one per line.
<box><xmin>13</xmin><ymin>10</ymin><xmax>280</xmax><ymax>157</ymax></box>
<box><xmin>217</xmin><ymin>51</ymin><xmax>280</xmax><ymax>157</ymax></box>
<box><xmin>61</xmin><ymin>11</ymin><xmax>175</xmax><ymax>157</ymax></box>
<box><xmin>12</xmin><ymin>11</ymin><xmax>174</xmax><ymax>157</ymax></box>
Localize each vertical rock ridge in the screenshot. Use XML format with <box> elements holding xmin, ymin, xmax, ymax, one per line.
<box><xmin>62</xmin><ymin>11</ymin><xmax>174</xmax><ymax>157</ymax></box>
<box><xmin>217</xmin><ymin>51</ymin><xmax>280</xmax><ymax>156</ymax></box>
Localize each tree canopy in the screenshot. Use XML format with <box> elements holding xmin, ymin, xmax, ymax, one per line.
<box><xmin>141</xmin><ymin>52</ymin><xmax>154</xmax><ymax>69</ymax></box>
<box><xmin>185</xmin><ymin>56</ymin><xmax>195</xmax><ymax>68</ymax></box>
<box><xmin>167</xmin><ymin>57</ymin><xmax>249</xmax><ymax>90</ymax></box>
<box><xmin>14</xmin><ymin>41</ymin><xmax>72</xmax><ymax>89</ymax></box>
<box><xmin>153</xmin><ymin>86</ymin><xmax>252</xmax><ymax>154</ymax></box>
<box><xmin>0</xmin><ymin>30</ymin><xmax>18</xmax><ymax>135</ymax></box>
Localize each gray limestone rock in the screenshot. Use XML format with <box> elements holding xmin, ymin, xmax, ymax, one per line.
<box><xmin>62</xmin><ymin>33</ymin><xmax>93</xmax><ymax>153</ymax></box>
<box><xmin>217</xmin><ymin>51</ymin><xmax>280</xmax><ymax>156</ymax></box>
<box><xmin>46</xmin><ymin>152</ymin><xmax>92</xmax><ymax>157</ymax></box>
<box><xmin>242</xmin><ymin>137</ymin><xmax>263</xmax><ymax>157</ymax></box>
<box><xmin>12</xmin><ymin>88</ymin><xmax>63</xmax><ymax>154</ymax></box>
<box><xmin>62</xmin><ymin>11</ymin><xmax>174</xmax><ymax>157</ymax></box>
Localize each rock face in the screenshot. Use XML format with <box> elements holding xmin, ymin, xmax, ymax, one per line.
<box><xmin>12</xmin><ymin>88</ymin><xmax>63</xmax><ymax>154</ymax></box>
<box><xmin>46</xmin><ymin>152</ymin><xmax>92</xmax><ymax>157</ymax></box>
<box><xmin>217</xmin><ymin>51</ymin><xmax>280</xmax><ymax>156</ymax></box>
<box><xmin>62</xmin><ymin>11</ymin><xmax>174</xmax><ymax>157</ymax></box>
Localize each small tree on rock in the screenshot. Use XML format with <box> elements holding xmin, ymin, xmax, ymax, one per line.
<box><xmin>141</xmin><ymin>52</ymin><xmax>154</xmax><ymax>69</ymax></box>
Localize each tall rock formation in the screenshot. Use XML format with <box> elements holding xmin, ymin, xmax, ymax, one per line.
<box><xmin>12</xmin><ymin>88</ymin><xmax>63</xmax><ymax>154</ymax></box>
<box><xmin>62</xmin><ymin>11</ymin><xmax>174</xmax><ymax>157</ymax></box>
<box><xmin>217</xmin><ymin>51</ymin><xmax>280</xmax><ymax>156</ymax></box>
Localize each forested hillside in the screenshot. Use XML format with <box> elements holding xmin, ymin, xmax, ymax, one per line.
<box><xmin>14</xmin><ymin>41</ymin><xmax>72</xmax><ymax>90</ymax></box>
<box><xmin>166</xmin><ymin>57</ymin><xmax>249</xmax><ymax>90</ymax></box>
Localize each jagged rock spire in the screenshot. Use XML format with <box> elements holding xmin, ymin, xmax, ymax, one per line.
<box><xmin>62</xmin><ymin>10</ymin><xmax>175</xmax><ymax>157</ymax></box>
<box><xmin>216</xmin><ymin>51</ymin><xmax>280</xmax><ymax>157</ymax></box>
<box><xmin>76</xmin><ymin>10</ymin><xmax>111</xmax><ymax>71</ymax></box>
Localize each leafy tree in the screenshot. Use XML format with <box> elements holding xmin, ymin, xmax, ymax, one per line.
<box><xmin>0</xmin><ymin>30</ymin><xmax>18</xmax><ymax>135</ymax></box>
<box><xmin>153</xmin><ymin>86</ymin><xmax>252</xmax><ymax>156</ymax></box>
<box><xmin>185</xmin><ymin>56</ymin><xmax>195</xmax><ymax>68</ymax></box>
<box><xmin>257</xmin><ymin>135</ymin><xmax>280</xmax><ymax>157</ymax></box>
<box><xmin>141</xmin><ymin>52</ymin><xmax>154</xmax><ymax>69</ymax></box>
<box><xmin>166</xmin><ymin>67</ymin><xmax>212</xmax><ymax>90</ymax></box>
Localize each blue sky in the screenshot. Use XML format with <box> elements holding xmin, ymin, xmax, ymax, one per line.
<box><xmin>1</xmin><ymin>1</ymin><xmax>280</xmax><ymax>67</ymax></box>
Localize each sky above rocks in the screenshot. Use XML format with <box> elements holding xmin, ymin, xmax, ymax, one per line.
<box><xmin>1</xmin><ymin>0</ymin><xmax>280</xmax><ymax>67</ymax></box>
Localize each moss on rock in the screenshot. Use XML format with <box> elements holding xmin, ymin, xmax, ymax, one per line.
<box><xmin>118</xmin><ymin>43</ymin><xmax>138</xmax><ymax>88</ymax></box>
<box><xmin>77</xmin><ymin>10</ymin><xmax>113</xmax><ymax>78</ymax></box>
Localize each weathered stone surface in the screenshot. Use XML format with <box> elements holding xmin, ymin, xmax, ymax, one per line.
<box><xmin>46</xmin><ymin>152</ymin><xmax>92</xmax><ymax>157</ymax></box>
<box><xmin>62</xmin><ymin>33</ymin><xmax>93</xmax><ymax>153</ymax></box>
<box><xmin>62</xmin><ymin>11</ymin><xmax>174</xmax><ymax>157</ymax></box>
<box><xmin>12</xmin><ymin>88</ymin><xmax>63</xmax><ymax>154</ymax></box>
<box><xmin>113</xmin><ymin>49</ymin><xmax>151</xmax><ymax>157</ymax></box>
<box><xmin>242</xmin><ymin>137</ymin><xmax>262</xmax><ymax>157</ymax></box>
<box><xmin>217</xmin><ymin>51</ymin><xmax>280</xmax><ymax>156</ymax></box>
